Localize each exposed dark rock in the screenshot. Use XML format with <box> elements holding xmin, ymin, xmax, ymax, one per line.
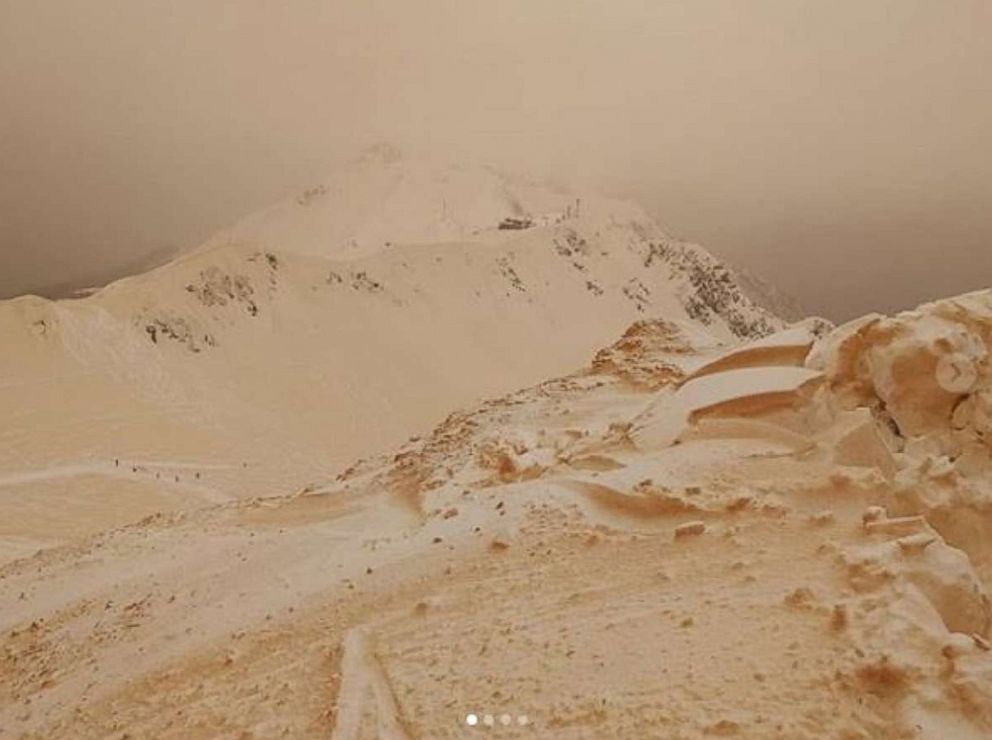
<box><xmin>185</xmin><ymin>267</ymin><xmax>258</xmax><ymax>316</ymax></box>
<box><xmin>296</xmin><ymin>184</ymin><xmax>327</xmax><ymax>206</ymax></box>
<box><xmin>642</xmin><ymin>240</ymin><xmax>778</xmax><ymax>338</ymax></box>
<box><xmin>621</xmin><ymin>278</ymin><xmax>651</xmax><ymax>312</ymax></box>
<box><xmin>497</xmin><ymin>256</ymin><xmax>526</xmax><ymax>292</ymax></box>
<box><xmin>351</xmin><ymin>271</ymin><xmax>383</xmax><ymax>293</ymax></box>
<box><xmin>498</xmin><ymin>216</ymin><xmax>534</xmax><ymax>230</ymax></box>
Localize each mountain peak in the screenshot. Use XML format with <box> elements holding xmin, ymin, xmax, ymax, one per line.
<box><xmin>195</xmin><ymin>152</ymin><xmax>642</xmax><ymax>261</ymax></box>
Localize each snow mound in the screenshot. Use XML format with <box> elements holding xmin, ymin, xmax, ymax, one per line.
<box><xmin>679</xmin><ymin>320</ymin><xmax>826</xmax><ymax>384</ymax></box>
<box><xmin>809</xmin><ymin>289</ymin><xmax>992</xmax><ymax>461</ymax></box>
<box><xmin>631</xmin><ymin>366</ymin><xmax>824</xmax><ymax>449</ymax></box>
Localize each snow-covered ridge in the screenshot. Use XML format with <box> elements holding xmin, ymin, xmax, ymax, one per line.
<box><xmin>191</xmin><ymin>146</ymin><xmax>612</xmax><ymax>261</ymax></box>
<box><xmin>0</xmin><ymin>147</ymin><xmax>790</xmax><ymax>559</ymax></box>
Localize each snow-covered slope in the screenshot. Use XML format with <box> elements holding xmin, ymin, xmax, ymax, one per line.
<box><xmin>0</xmin><ymin>150</ymin><xmax>786</xmax><ymax>559</ymax></box>
<box><xmin>4</xmin><ymin>291</ymin><xmax>992</xmax><ymax>738</ymax></box>
<box><xmin>192</xmin><ymin>144</ymin><xmax>635</xmax><ymax>260</ymax></box>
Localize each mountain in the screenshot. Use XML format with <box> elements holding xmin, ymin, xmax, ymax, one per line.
<box><xmin>0</xmin><ymin>149</ymin><xmax>786</xmax><ymax>561</ymax></box>
<box><xmin>2</xmin><ymin>289</ymin><xmax>991</xmax><ymax>738</ymax></box>
<box><xmin>732</xmin><ymin>264</ymin><xmax>807</xmax><ymax>322</ymax></box>
<box><xmin>13</xmin><ymin>243</ymin><xmax>180</xmax><ymax>301</ymax></box>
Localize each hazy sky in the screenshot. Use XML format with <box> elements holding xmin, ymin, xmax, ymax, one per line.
<box><xmin>2</xmin><ymin>1</ymin><xmax>990</xmax><ymax>319</ymax></box>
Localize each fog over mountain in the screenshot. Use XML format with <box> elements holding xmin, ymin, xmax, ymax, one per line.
<box><xmin>4</xmin><ymin>148</ymin><xmax>992</xmax><ymax>733</ymax></box>
<box><xmin>0</xmin><ymin>149</ymin><xmax>788</xmax><ymax>557</ymax></box>
<box><xmin>4</xmin><ymin>5</ymin><xmax>992</xmax><ymax>737</ymax></box>
<box><xmin>3</xmin><ymin>1</ymin><xmax>992</xmax><ymax>318</ymax></box>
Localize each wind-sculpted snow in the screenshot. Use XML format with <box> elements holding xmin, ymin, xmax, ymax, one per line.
<box><xmin>6</xmin><ymin>149</ymin><xmax>989</xmax><ymax>736</ymax></box>
<box><xmin>0</xmin><ymin>153</ymin><xmax>785</xmax><ymax>563</ymax></box>
<box><xmin>3</xmin><ymin>291</ymin><xmax>992</xmax><ymax>737</ymax></box>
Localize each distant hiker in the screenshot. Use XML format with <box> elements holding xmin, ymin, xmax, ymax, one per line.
<box><xmin>114</xmin><ymin>458</ymin><xmax>119</xmax><ymax>468</ymax></box>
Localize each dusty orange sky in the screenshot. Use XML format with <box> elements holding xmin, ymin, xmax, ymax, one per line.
<box><xmin>2</xmin><ymin>0</ymin><xmax>990</xmax><ymax>319</ymax></box>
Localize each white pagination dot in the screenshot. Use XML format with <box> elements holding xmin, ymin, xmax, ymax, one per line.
<box><xmin>465</xmin><ymin>713</ymin><xmax>478</xmax><ymax>726</ymax></box>
<box><xmin>517</xmin><ymin>714</ymin><xmax>529</xmax><ymax>725</ymax></box>
<box><xmin>500</xmin><ymin>713</ymin><xmax>512</xmax><ymax>726</ymax></box>
<box><xmin>483</xmin><ymin>714</ymin><xmax>495</xmax><ymax>726</ymax></box>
